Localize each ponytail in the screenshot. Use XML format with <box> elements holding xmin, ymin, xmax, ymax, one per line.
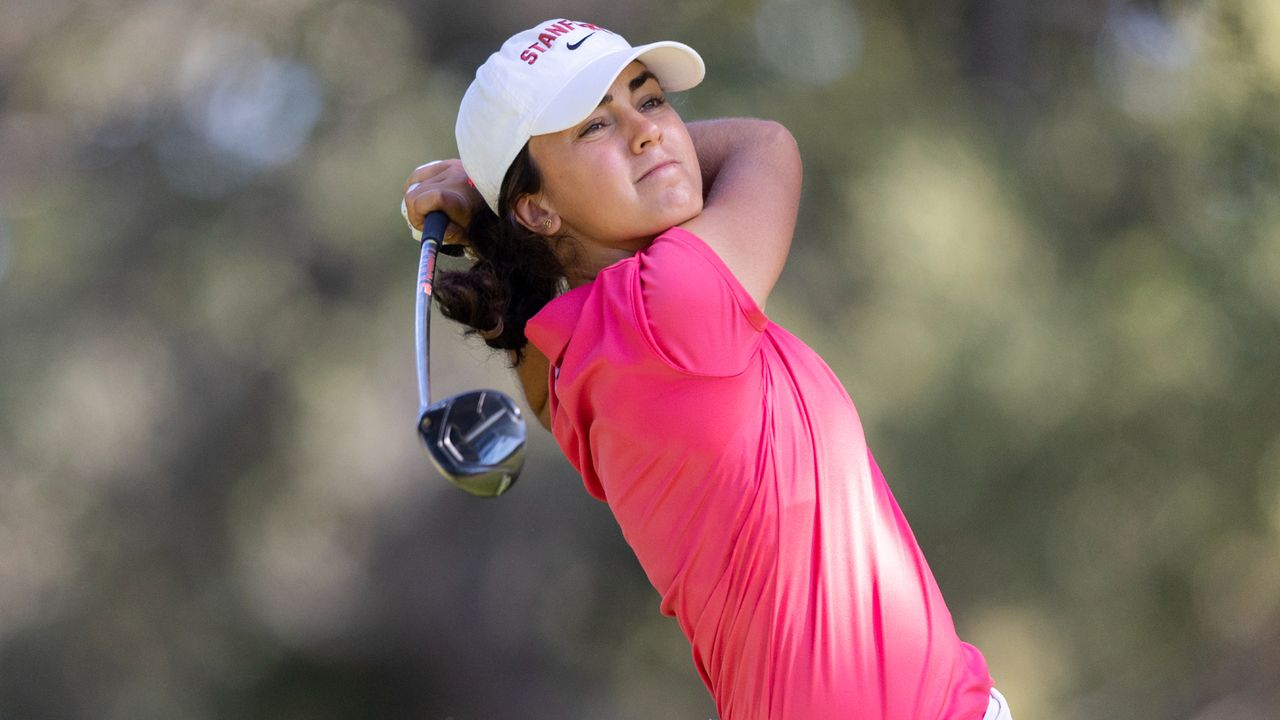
<box><xmin>435</xmin><ymin>144</ymin><xmax>565</xmax><ymax>365</ymax></box>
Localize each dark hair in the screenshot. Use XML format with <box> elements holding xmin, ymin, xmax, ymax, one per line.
<box><xmin>435</xmin><ymin>144</ymin><xmax>566</xmax><ymax>365</ymax></box>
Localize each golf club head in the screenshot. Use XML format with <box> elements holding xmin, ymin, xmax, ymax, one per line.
<box><xmin>418</xmin><ymin>389</ymin><xmax>526</xmax><ymax>497</ymax></box>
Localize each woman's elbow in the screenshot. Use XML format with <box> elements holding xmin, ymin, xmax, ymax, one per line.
<box><xmin>760</xmin><ymin>121</ymin><xmax>802</xmax><ymax>197</ymax></box>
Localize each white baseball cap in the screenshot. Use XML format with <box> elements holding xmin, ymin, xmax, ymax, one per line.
<box><xmin>456</xmin><ymin>19</ymin><xmax>705</xmax><ymax>214</ymax></box>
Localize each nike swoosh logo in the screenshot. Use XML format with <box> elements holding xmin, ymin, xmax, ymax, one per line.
<box><xmin>567</xmin><ymin>32</ymin><xmax>596</xmax><ymax>50</ymax></box>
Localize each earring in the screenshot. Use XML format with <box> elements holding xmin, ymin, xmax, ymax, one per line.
<box><xmin>541</xmin><ymin>218</ymin><xmax>552</xmax><ymax>230</ymax></box>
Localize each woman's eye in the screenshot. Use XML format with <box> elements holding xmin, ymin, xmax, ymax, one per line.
<box><xmin>579</xmin><ymin>120</ymin><xmax>606</xmax><ymax>137</ymax></box>
<box><xmin>641</xmin><ymin>95</ymin><xmax>666</xmax><ymax>110</ymax></box>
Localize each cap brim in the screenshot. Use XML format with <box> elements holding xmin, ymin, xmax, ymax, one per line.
<box><xmin>530</xmin><ymin>40</ymin><xmax>705</xmax><ymax>136</ymax></box>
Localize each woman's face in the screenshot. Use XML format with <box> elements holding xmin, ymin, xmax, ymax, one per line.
<box><xmin>526</xmin><ymin>62</ymin><xmax>703</xmax><ymax>254</ymax></box>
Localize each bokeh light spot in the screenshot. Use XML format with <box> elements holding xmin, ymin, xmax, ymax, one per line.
<box><xmin>755</xmin><ymin>0</ymin><xmax>863</xmax><ymax>86</ymax></box>
<box><xmin>181</xmin><ymin>33</ymin><xmax>322</xmax><ymax>167</ymax></box>
<box><xmin>162</xmin><ymin>30</ymin><xmax>322</xmax><ymax>196</ymax></box>
<box><xmin>1096</xmin><ymin>5</ymin><xmax>1203</xmax><ymax>122</ymax></box>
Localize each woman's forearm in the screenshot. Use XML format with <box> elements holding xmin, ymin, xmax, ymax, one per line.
<box><xmin>679</xmin><ymin>117</ymin><xmax>802</xmax><ymax>308</ymax></box>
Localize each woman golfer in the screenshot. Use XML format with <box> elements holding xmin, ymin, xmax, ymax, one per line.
<box><xmin>401</xmin><ymin>18</ymin><xmax>1011</xmax><ymax>720</ymax></box>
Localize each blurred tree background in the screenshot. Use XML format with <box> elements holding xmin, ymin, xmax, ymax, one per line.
<box><xmin>1</xmin><ymin>0</ymin><xmax>1278</xmax><ymax>717</ymax></box>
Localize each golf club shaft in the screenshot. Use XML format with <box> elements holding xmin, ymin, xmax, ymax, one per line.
<box><xmin>416</xmin><ymin>211</ymin><xmax>449</xmax><ymax>412</ymax></box>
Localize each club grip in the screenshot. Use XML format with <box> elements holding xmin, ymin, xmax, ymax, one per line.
<box><xmin>420</xmin><ymin>210</ymin><xmax>449</xmax><ymax>245</ymax></box>
<box><xmin>420</xmin><ymin>211</ymin><xmax>465</xmax><ymax>257</ymax></box>
<box><xmin>415</xmin><ymin>211</ymin><xmax>447</xmax><ymax>412</ymax></box>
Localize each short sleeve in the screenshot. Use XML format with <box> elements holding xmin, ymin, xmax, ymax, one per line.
<box><xmin>635</xmin><ymin>227</ymin><xmax>769</xmax><ymax>376</ymax></box>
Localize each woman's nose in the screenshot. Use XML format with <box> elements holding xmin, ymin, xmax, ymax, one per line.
<box><xmin>626</xmin><ymin>111</ymin><xmax>662</xmax><ymax>153</ymax></box>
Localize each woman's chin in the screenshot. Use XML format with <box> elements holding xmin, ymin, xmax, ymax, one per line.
<box><xmin>653</xmin><ymin>193</ymin><xmax>703</xmax><ymax>230</ymax></box>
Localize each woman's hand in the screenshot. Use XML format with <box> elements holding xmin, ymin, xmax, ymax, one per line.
<box><xmin>400</xmin><ymin>159</ymin><xmax>485</xmax><ymax>247</ymax></box>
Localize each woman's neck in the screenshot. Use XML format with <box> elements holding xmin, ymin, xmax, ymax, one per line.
<box><xmin>560</xmin><ymin>235</ymin><xmax>655</xmax><ymax>288</ymax></box>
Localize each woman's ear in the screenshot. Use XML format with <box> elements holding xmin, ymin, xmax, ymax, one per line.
<box><xmin>513</xmin><ymin>194</ymin><xmax>560</xmax><ymax>236</ymax></box>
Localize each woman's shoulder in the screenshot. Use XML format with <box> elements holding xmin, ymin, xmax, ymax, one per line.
<box><xmin>640</xmin><ymin>227</ymin><xmax>767</xmax><ymax>330</ymax></box>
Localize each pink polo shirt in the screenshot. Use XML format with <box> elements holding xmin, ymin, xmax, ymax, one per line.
<box><xmin>525</xmin><ymin>227</ymin><xmax>991</xmax><ymax>719</ymax></box>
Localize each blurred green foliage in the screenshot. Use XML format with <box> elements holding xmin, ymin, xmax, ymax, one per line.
<box><xmin>1</xmin><ymin>0</ymin><xmax>1278</xmax><ymax>718</ymax></box>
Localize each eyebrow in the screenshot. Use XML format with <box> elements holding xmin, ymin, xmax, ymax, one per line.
<box><xmin>596</xmin><ymin>70</ymin><xmax>660</xmax><ymax>108</ymax></box>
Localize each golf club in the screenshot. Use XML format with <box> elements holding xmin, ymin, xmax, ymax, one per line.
<box><xmin>415</xmin><ymin>210</ymin><xmax>526</xmax><ymax>497</ymax></box>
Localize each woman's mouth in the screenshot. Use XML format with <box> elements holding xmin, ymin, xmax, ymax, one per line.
<box><xmin>638</xmin><ymin>161</ymin><xmax>679</xmax><ymax>182</ymax></box>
